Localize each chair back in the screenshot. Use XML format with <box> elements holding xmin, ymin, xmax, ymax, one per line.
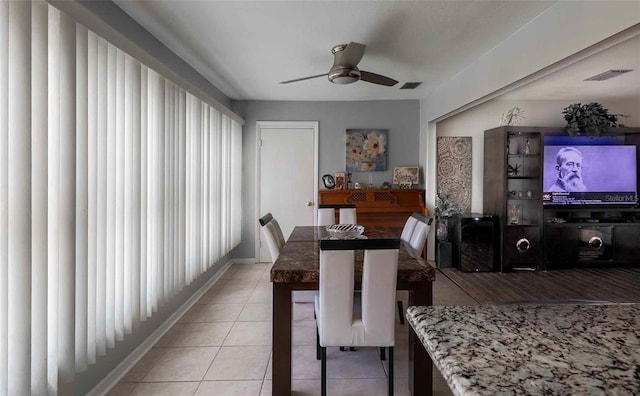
<box><xmin>317</xmin><ymin>239</ymin><xmax>399</xmax><ymax>347</ymax></box>
<box><xmin>408</xmin><ymin>213</ymin><xmax>433</xmax><ymax>254</ymax></box>
<box><xmin>317</xmin><ymin>207</ymin><xmax>336</xmax><ymax>226</ymax></box>
<box><xmin>261</xmin><ymin>221</ymin><xmax>281</xmax><ymax>262</ymax></box>
<box><xmin>270</xmin><ymin>218</ymin><xmax>286</xmax><ymax>248</ymax></box>
<box><xmin>400</xmin><ymin>216</ymin><xmax>418</xmax><ymax>243</ymax></box>
<box><xmin>339</xmin><ymin>207</ymin><xmax>357</xmax><ymax>225</ymax></box>
<box><xmin>259</xmin><ymin>212</ymin><xmax>286</xmax><ymax>262</ymax></box>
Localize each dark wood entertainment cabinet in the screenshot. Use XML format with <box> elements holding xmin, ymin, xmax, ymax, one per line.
<box><xmin>483</xmin><ymin>126</ymin><xmax>640</xmax><ymax>271</ymax></box>
<box><xmin>544</xmin><ymin>209</ymin><xmax>640</xmax><ymax>268</ymax></box>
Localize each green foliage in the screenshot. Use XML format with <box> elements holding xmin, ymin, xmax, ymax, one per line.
<box><xmin>435</xmin><ymin>192</ymin><xmax>459</xmax><ymax>217</ymax></box>
<box><xmin>562</xmin><ymin>102</ymin><xmax>618</xmax><ymax>136</ymax></box>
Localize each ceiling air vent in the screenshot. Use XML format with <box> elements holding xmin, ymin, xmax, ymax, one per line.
<box><xmin>584</xmin><ymin>69</ymin><xmax>633</xmax><ymax>81</ymax></box>
<box><xmin>400</xmin><ymin>82</ymin><xmax>422</xmax><ymax>89</ymax></box>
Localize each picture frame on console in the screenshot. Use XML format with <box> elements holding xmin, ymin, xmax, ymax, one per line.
<box><xmin>393</xmin><ymin>166</ymin><xmax>419</xmax><ymax>188</ymax></box>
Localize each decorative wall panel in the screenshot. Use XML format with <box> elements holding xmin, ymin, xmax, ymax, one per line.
<box><xmin>437</xmin><ymin>137</ymin><xmax>472</xmax><ymax>213</ymax></box>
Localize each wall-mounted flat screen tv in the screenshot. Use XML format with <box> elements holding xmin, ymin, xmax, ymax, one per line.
<box><xmin>542</xmin><ymin>136</ymin><xmax>637</xmax><ymax>206</ymax></box>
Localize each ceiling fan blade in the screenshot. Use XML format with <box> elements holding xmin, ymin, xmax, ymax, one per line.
<box><xmin>360</xmin><ymin>71</ymin><xmax>398</xmax><ymax>87</ymax></box>
<box><xmin>339</xmin><ymin>42</ymin><xmax>366</xmax><ymax>67</ymax></box>
<box><xmin>280</xmin><ymin>73</ymin><xmax>328</xmax><ymax>84</ymax></box>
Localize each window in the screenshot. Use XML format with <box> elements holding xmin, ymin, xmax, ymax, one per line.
<box><xmin>0</xmin><ymin>2</ymin><xmax>242</xmax><ymax>394</ymax></box>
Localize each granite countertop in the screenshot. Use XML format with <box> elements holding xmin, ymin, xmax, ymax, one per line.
<box><xmin>407</xmin><ymin>304</ymin><xmax>640</xmax><ymax>396</ymax></box>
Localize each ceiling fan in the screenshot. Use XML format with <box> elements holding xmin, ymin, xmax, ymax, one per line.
<box><xmin>280</xmin><ymin>42</ymin><xmax>398</xmax><ymax>87</ymax></box>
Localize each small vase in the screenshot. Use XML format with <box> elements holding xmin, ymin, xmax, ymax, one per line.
<box><xmin>436</xmin><ymin>219</ymin><xmax>449</xmax><ymax>241</ymax></box>
<box><xmin>523</xmin><ymin>139</ymin><xmax>531</xmax><ymax>155</ymax></box>
<box><xmin>508</xmin><ymin>204</ymin><xmax>521</xmax><ymax>224</ymax></box>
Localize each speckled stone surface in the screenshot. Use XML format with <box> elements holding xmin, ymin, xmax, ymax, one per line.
<box><xmin>286</xmin><ymin>225</ymin><xmax>399</xmax><ymax>242</ymax></box>
<box><xmin>271</xmin><ymin>226</ymin><xmax>435</xmax><ymax>283</ymax></box>
<box><xmin>407</xmin><ymin>304</ymin><xmax>640</xmax><ymax>396</ymax></box>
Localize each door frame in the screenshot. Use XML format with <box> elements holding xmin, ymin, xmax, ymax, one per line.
<box><xmin>255</xmin><ymin>121</ymin><xmax>319</xmax><ymax>262</ymax></box>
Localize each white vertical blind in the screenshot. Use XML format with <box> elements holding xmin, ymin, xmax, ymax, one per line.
<box><xmin>0</xmin><ymin>4</ymin><xmax>8</xmax><ymax>395</ymax></box>
<box><xmin>7</xmin><ymin>1</ymin><xmax>32</xmax><ymax>394</ymax></box>
<box><xmin>74</xmin><ymin>19</ymin><xmax>88</xmax><ymax>375</ymax></box>
<box><xmin>31</xmin><ymin>1</ymin><xmax>49</xmax><ymax>394</ymax></box>
<box><xmin>0</xmin><ymin>2</ymin><xmax>243</xmax><ymax>394</ymax></box>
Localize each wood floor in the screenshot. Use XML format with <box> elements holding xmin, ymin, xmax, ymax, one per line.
<box><xmin>441</xmin><ymin>266</ymin><xmax>640</xmax><ymax>305</ymax></box>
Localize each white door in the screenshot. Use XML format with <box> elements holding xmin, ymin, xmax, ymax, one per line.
<box><xmin>257</xmin><ymin>121</ymin><xmax>318</xmax><ymax>262</ymax></box>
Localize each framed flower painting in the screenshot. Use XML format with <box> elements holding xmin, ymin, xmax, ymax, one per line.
<box><xmin>346</xmin><ymin>129</ymin><xmax>388</xmax><ymax>172</ymax></box>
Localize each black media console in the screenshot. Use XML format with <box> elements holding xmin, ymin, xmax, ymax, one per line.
<box><xmin>544</xmin><ymin>209</ymin><xmax>640</xmax><ymax>269</ymax></box>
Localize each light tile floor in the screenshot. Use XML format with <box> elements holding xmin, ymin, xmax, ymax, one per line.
<box><xmin>109</xmin><ymin>263</ymin><xmax>477</xmax><ymax>396</ymax></box>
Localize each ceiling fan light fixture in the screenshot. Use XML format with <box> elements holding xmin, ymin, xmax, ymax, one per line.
<box><xmin>328</xmin><ymin>66</ymin><xmax>361</xmax><ymax>84</ymax></box>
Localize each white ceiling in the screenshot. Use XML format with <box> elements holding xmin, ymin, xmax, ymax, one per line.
<box><xmin>114</xmin><ymin>1</ymin><xmax>638</xmax><ymax>103</ymax></box>
<box><xmin>500</xmin><ymin>34</ymin><xmax>640</xmax><ymax>101</ymax></box>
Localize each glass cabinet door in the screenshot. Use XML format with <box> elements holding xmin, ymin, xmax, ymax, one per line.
<box><xmin>506</xmin><ymin>133</ymin><xmax>542</xmax><ymax>226</ymax></box>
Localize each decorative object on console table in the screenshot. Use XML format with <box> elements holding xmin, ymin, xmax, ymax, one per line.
<box><xmin>346</xmin><ymin>129</ymin><xmax>388</xmax><ymax>171</ymax></box>
<box><xmin>318</xmin><ymin>189</ymin><xmax>427</xmax><ymax>237</ymax></box>
<box><xmin>321</xmin><ymin>174</ymin><xmax>335</xmax><ymax>189</ymax></box>
<box><xmin>334</xmin><ymin>172</ymin><xmax>345</xmax><ymax>190</ymax></box>
<box><xmin>393</xmin><ymin>166</ymin><xmax>419</xmax><ymax>188</ymax></box>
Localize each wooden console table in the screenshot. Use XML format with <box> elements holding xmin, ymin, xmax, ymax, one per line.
<box><xmin>318</xmin><ymin>189</ymin><xmax>428</xmax><ymax>236</ymax></box>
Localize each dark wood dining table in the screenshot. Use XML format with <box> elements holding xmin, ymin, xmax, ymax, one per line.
<box><xmin>270</xmin><ymin>225</ymin><xmax>437</xmax><ymax>395</ymax></box>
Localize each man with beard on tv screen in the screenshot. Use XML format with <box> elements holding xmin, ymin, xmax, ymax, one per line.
<box><xmin>548</xmin><ymin>147</ymin><xmax>588</xmax><ymax>192</ymax></box>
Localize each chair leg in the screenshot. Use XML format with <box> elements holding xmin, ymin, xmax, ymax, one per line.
<box><xmin>388</xmin><ymin>347</ymin><xmax>394</xmax><ymax>396</ymax></box>
<box><xmin>321</xmin><ymin>346</ymin><xmax>327</xmax><ymax>396</ymax></box>
<box><xmin>379</xmin><ymin>347</ymin><xmax>386</xmax><ymax>361</ymax></box>
<box><xmin>397</xmin><ymin>301</ymin><xmax>405</xmax><ymax>324</ymax></box>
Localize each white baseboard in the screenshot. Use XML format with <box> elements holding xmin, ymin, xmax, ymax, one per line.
<box><xmin>88</xmin><ymin>258</ymin><xmax>236</xmax><ymax>396</ymax></box>
<box><xmin>232</xmin><ymin>257</ymin><xmax>258</xmax><ymax>264</ymax></box>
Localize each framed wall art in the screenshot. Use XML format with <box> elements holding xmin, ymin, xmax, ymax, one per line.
<box><xmin>346</xmin><ymin>129</ymin><xmax>387</xmax><ymax>172</ymax></box>
<box><xmin>393</xmin><ymin>166</ymin><xmax>419</xmax><ymax>187</ymax></box>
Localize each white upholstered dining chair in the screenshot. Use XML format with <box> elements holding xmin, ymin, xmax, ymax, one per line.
<box><xmin>259</xmin><ymin>213</ymin><xmax>285</xmax><ymax>262</ymax></box>
<box><xmin>400</xmin><ymin>215</ymin><xmax>418</xmax><ymax>243</ymax></box>
<box><xmin>397</xmin><ymin>213</ymin><xmax>433</xmax><ymax>324</ymax></box>
<box><xmin>338</xmin><ymin>206</ymin><xmax>357</xmax><ymax>224</ymax></box>
<box><xmin>317</xmin><ymin>207</ymin><xmax>336</xmax><ymax>226</ymax></box>
<box><xmin>315</xmin><ymin>238</ymin><xmax>400</xmax><ymax>396</ymax></box>
<box><xmin>261</xmin><ymin>212</ymin><xmax>316</xmax><ymax>302</ymax></box>
<box><xmin>408</xmin><ymin>216</ymin><xmax>432</xmax><ymax>253</ymax></box>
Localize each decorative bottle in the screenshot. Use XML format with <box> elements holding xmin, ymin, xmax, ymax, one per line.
<box><xmin>523</xmin><ymin>138</ymin><xmax>531</xmax><ymax>155</ymax></box>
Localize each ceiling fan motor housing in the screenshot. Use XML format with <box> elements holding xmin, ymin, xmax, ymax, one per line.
<box><xmin>328</xmin><ymin>65</ymin><xmax>361</xmax><ymax>84</ymax></box>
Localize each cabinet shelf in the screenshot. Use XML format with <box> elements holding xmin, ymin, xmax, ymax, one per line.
<box><xmin>507</xmin><ymin>176</ymin><xmax>537</xmax><ymax>180</ymax></box>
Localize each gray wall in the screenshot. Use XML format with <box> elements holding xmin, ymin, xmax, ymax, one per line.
<box><xmin>231</xmin><ymin>100</ymin><xmax>420</xmax><ymax>259</ymax></box>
